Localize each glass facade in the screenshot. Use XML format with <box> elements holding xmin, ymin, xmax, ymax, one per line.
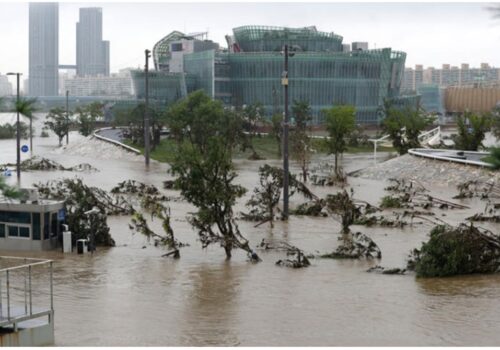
<box><xmin>138</xmin><ymin>25</ymin><xmax>411</xmax><ymax>124</ymax></box>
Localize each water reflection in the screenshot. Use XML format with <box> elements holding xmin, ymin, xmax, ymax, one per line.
<box><xmin>179</xmin><ymin>262</ymin><xmax>241</xmax><ymax>346</ymax></box>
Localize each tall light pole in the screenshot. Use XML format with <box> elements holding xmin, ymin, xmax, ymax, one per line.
<box><xmin>144</xmin><ymin>49</ymin><xmax>151</xmax><ymax>167</ymax></box>
<box><xmin>281</xmin><ymin>45</ymin><xmax>290</xmax><ymax>219</ymax></box>
<box><xmin>66</xmin><ymin>90</ymin><xmax>69</xmax><ymax>145</ymax></box>
<box><xmin>7</xmin><ymin>72</ymin><xmax>22</xmax><ymax>183</ymax></box>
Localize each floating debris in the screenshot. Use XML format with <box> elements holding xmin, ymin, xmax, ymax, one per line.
<box><xmin>367</xmin><ymin>265</ymin><xmax>406</xmax><ymax>275</ymax></box>
<box><xmin>320</xmin><ymin>232</ymin><xmax>381</xmax><ymax>259</ymax></box>
<box><xmin>454</xmin><ymin>180</ymin><xmax>500</xmax><ymax>200</ymax></box>
<box><xmin>2</xmin><ymin>156</ymin><xmax>99</xmax><ymax>172</ymax></box>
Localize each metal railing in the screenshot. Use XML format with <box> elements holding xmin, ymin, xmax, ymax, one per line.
<box><xmin>0</xmin><ymin>256</ymin><xmax>54</xmax><ymax>331</ymax></box>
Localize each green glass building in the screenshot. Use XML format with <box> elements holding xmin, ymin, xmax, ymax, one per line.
<box><xmin>136</xmin><ymin>25</ymin><xmax>415</xmax><ymax>124</ymax></box>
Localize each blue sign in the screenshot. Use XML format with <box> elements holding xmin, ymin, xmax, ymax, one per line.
<box><xmin>57</xmin><ymin>209</ymin><xmax>66</xmax><ymax>221</ymax></box>
<box><xmin>21</xmin><ymin>145</ymin><xmax>29</xmax><ymax>153</ymax></box>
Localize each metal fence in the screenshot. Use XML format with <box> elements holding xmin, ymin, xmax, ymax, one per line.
<box><xmin>0</xmin><ymin>256</ymin><xmax>53</xmax><ymax>331</ymax></box>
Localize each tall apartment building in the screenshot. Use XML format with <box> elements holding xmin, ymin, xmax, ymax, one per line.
<box><xmin>76</xmin><ymin>8</ymin><xmax>110</xmax><ymax>77</ymax></box>
<box><xmin>402</xmin><ymin>64</ymin><xmax>424</xmax><ymax>92</ymax></box>
<box><xmin>0</xmin><ymin>75</ymin><xmax>13</xmax><ymax>96</ymax></box>
<box><xmin>406</xmin><ymin>63</ymin><xmax>500</xmax><ymax>88</ymax></box>
<box><xmin>28</xmin><ymin>2</ymin><xmax>59</xmax><ymax>97</ymax></box>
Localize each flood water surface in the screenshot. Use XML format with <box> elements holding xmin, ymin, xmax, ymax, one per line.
<box><xmin>1</xmin><ymin>130</ymin><xmax>500</xmax><ymax>346</ymax></box>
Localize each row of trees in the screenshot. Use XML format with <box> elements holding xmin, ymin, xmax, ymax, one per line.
<box><xmin>44</xmin><ymin>102</ymin><xmax>104</xmax><ymax>146</ymax></box>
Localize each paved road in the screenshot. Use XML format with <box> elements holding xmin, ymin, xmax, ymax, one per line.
<box><xmin>96</xmin><ymin>128</ymin><xmax>124</xmax><ymax>142</ymax></box>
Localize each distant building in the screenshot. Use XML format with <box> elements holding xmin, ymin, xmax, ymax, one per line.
<box><xmin>406</xmin><ymin>63</ymin><xmax>500</xmax><ymax>88</ymax></box>
<box><xmin>417</xmin><ymin>84</ymin><xmax>444</xmax><ymax>116</ymax></box>
<box><xmin>76</xmin><ymin>8</ymin><xmax>110</xmax><ymax>77</ymax></box>
<box><xmin>134</xmin><ymin>26</ymin><xmax>414</xmax><ymax>124</ymax></box>
<box><xmin>63</xmin><ymin>70</ymin><xmax>133</xmax><ymax>97</ymax></box>
<box><xmin>0</xmin><ymin>75</ymin><xmax>13</xmax><ymax>96</ymax></box>
<box><xmin>351</xmin><ymin>42</ymin><xmax>368</xmax><ymax>51</ymax></box>
<box><xmin>28</xmin><ymin>2</ymin><xmax>59</xmax><ymax>97</ymax></box>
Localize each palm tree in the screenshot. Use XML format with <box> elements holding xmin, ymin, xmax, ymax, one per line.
<box><xmin>14</xmin><ymin>98</ymin><xmax>37</xmax><ymax>156</ymax></box>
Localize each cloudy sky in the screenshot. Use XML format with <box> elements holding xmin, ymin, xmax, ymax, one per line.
<box><xmin>0</xmin><ymin>1</ymin><xmax>499</xmax><ymax>86</ymax></box>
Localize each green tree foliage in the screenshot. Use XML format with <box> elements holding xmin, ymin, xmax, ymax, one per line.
<box><xmin>76</xmin><ymin>102</ymin><xmax>103</xmax><ymax>136</ymax></box>
<box><xmin>0</xmin><ymin>177</ymin><xmax>20</xmax><ymax>199</ymax></box>
<box><xmin>483</xmin><ymin>147</ymin><xmax>500</xmax><ymax>170</ymax></box>
<box><xmin>14</xmin><ymin>98</ymin><xmax>37</xmax><ymax>153</ymax></box>
<box><xmin>167</xmin><ymin>91</ymin><xmax>258</xmax><ymax>260</ymax></box>
<box><xmin>270</xmin><ymin>114</ymin><xmax>283</xmax><ymax>157</ymax></box>
<box><xmin>240</xmin><ymin>102</ymin><xmax>264</xmax><ymax>159</ymax></box>
<box><xmin>409</xmin><ymin>224</ymin><xmax>500</xmax><ymax>277</ymax></box>
<box><xmin>45</xmin><ymin>107</ymin><xmax>69</xmax><ymax>146</ymax></box>
<box><xmin>453</xmin><ymin>112</ymin><xmax>492</xmax><ymax>151</ymax></box>
<box><xmin>115</xmin><ymin>103</ymin><xmax>164</xmax><ymax>149</ymax></box>
<box><xmin>323</xmin><ymin>105</ymin><xmax>356</xmax><ymax>174</ymax></box>
<box><xmin>0</xmin><ymin>122</ymin><xmax>28</xmax><ymax>139</ymax></box>
<box><xmin>382</xmin><ymin>106</ymin><xmax>434</xmax><ymax>155</ymax></box>
<box><xmin>291</xmin><ymin>100</ymin><xmax>313</xmax><ymax>182</ymax></box>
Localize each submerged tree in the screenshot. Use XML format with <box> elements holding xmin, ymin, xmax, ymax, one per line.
<box><xmin>291</xmin><ymin>100</ymin><xmax>313</xmax><ymax>182</ymax></box>
<box><xmin>243</xmin><ymin>164</ymin><xmax>315</xmax><ymax>227</ymax></box>
<box><xmin>167</xmin><ymin>90</ymin><xmax>258</xmax><ymax>260</ymax></box>
<box><xmin>323</xmin><ymin>105</ymin><xmax>356</xmax><ymax>176</ymax></box>
<box><xmin>453</xmin><ymin>111</ymin><xmax>491</xmax><ymax>151</ymax></box>
<box><xmin>45</xmin><ymin>107</ymin><xmax>69</xmax><ymax>146</ymax></box>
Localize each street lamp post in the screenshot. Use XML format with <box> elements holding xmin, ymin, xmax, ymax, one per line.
<box><xmin>281</xmin><ymin>45</ymin><xmax>292</xmax><ymax>219</ymax></box>
<box><xmin>144</xmin><ymin>49</ymin><xmax>151</xmax><ymax>168</ymax></box>
<box><xmin>7</xmin><ymin>72</ymin><xmax>22</xmax><ymax>183</ymax></box>
<box><xmin>66</xmin><ymin>90</ymin><xmax>69</xmax><ymax>145</ymax></box>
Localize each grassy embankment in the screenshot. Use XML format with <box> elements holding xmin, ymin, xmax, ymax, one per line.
<box><xmin>126</xmin><ymin>135</ymin><xmax>395</xmax><ymax>163</ymax></box>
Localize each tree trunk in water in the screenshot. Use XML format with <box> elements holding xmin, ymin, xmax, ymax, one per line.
<box><xmin>224</xmin><ymin>245</ymin><xmax>232</xmax><ymax>260</ymax></box>
<box><xmin>334</xmin><ymin>153</ymin><xmax>338</xmax><ymax>175</ymax></box>
<box><xmin>302</xmin><ymin>165</ymin><xmax>307</xmax><ymax>182</ymax></box>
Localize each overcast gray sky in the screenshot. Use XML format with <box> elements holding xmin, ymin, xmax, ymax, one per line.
<box><xmin>0</xmin><ymin>1</ymin><xmax>499</xmax><ymax>84</ymax></box>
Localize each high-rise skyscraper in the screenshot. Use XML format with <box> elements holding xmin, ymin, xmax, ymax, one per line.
<box><xmin>29</xmin><ymin>2</ymin><xmax>59</xmax><ymax>97</ymax></box>
<box><xmin>76</xmin><ymin>8</ymin><xmax>110</xmax><ymax>77</ymax></box>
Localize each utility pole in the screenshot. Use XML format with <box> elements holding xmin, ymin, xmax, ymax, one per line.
<box><xmin>282</xmin><ymin>44</ymin><xmax>290</xmax><ymax>219</ymax></box>
<box><xmin>7</xmin><ymin>72</ymin><xmax>22</xmax><ymax>183</ymax></box>
<box><xmin>66</xmin><ymin>90</ymin><xmax>69</xmax><ymax>145</ymax></box>
<box><xmin>144</xmin><ymin>49</ymin><xmax>151</xmax><ymax>167</ymax></box>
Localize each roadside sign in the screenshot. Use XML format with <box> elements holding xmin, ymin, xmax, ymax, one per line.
<box><xmin>58</xmin><ymin>209</ymin><xmax>66</xmax><ymax>221</ymax></box>
<box><xmin>21</xmin><ymin>145</ymin><xmax>29</xmax><ymax>153</ymax></box>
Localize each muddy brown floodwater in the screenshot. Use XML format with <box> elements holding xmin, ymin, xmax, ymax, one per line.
<box><xmin>1</xmin><ymin>125</ymin><xmax>500</xmax><ymax>346</ymax></box>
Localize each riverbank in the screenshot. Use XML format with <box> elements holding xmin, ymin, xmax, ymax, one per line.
<box><xmin>125</xmin><ymin>134</ymin><xmax>395</xmax><ymax>163</ymax></box>
<box><xmin>354</xmin><ymin>153</ymin><xmax>500</xmax><ymax>187</ymax></box>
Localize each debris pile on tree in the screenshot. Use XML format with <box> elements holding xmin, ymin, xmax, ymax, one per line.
<box><xmin>35</xmin><ymin>178</ymin><xmax>133</xmax><ymax>246</ymax></box>
<box><xmin>466</xmin><ymin>201</ymin><xmax>500</xmax><ymax>223</ymax></box>
<box><xmin>112</xmin><ymin>180</ymin><xmax>186</xmax><ymax>257</ymax></box>
<box><xmin>292</xmin><ymin>199</ymin><xmax>328</xmax><ymax>217</ymax></box>
<box><xmin>111</xmin><ymin>180</ymin><xmax>167</xmax><ymax>200</ymax></box>
<box><xmin>320</xmin><ymin>231</ymin><xmax>382</xmax><ymax>259</ymax></box>
<box><xmin>407</xmin><ymin>223</ymin><xmax>500</xmax><ymax>277</ymax></box>
<box><xmin>2</xmin><ymin>157</ymin><xmax>99</xmax><ymax>172</ymax></box>
<box><xmin>241</xmin><ymin>164</ymin><xmax>315</xmax><ymax>226</ymax></box>
<box><xmin>258</xmin><ymin>239</ymin><xmax>310</xmax><ymax>268</ymax></box>
<box><xmin>366</xmin><ymin>265</ymin><xmax>406</xmax><ymax>275</ymax></box>
<box><xmin>380</xmin><ymin>178</ymin><xmax>469</xmax><ymax>210</ymax></box>
<box><xmin>310</xmin><ymin>162</ymin><xmax>347</xmax><ymax>186</ymax></box>
<box><xmin>454</xmin><ymin>180</ymin><xmax>500</xmax><ymax>199</ymax></box>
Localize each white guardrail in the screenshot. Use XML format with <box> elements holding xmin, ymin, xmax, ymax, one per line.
<box><xmin>93</xmin><ymin>127</ymin><xmax>141</xmax><ymax>154</ymax></box>
<box><xmin>408</xmin><ymin>148</ymin><xmax>493</xmax><ymax>168</ymax></box>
